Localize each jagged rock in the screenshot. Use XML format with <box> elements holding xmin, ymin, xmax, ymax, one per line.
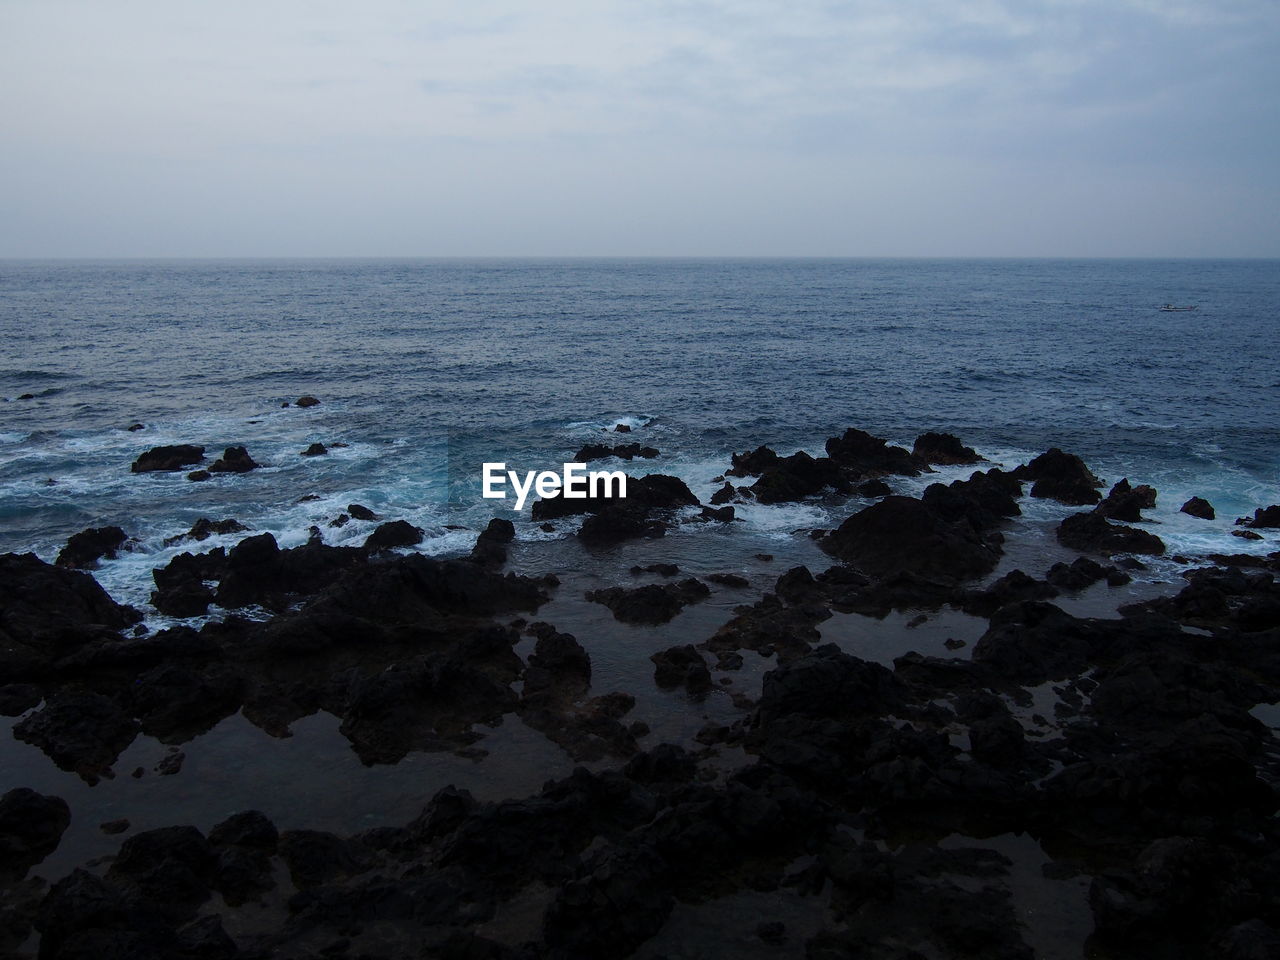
<box><xmin>587</xmin><ymin>579</ymin><xmax>709</xmax><ymax>625</ymax></box>
<box><xmin>0</xmin><ymin>788</ymin><xmax>71</xmax><ymax>882</ymax></box>
<box><xmin>1096</xmin><ymin>478</ymin><xmax>1158</xmax><ymax>522</ymax></box>
<box><xmin>55</xmin><ymin>526</ymin><xmax>129</xmax><ymax>569</ymax></box>
<box><xmin>131</xmin><ymin>444</ymin><xmax>204</xmax><ymax>473</ymax></box>
<box><xmin>300</xmin><ymin>442</ymin><xmax>327</xmax><ymax>456</ymax></box>
<box><xmin>913</xmin><ymin>431</ymin><xmax>984</xmax><ymax>465</ymax></box>
<box><xmin>1244</xmin><ymin>506</ymin><xmax>1280</xmax><ymax>528</ymax></box>
<box><xmin>650</xmin><ymin>644</ymin><xmax>712</xmax><ymax>694</ymax></box>
<box><xmin>574</xmin><ymin>443</ymin><xmax>659</xmax><ymax>461</ymax></box>
<box><xmin>1014</xmin><ymin>447</ymin><xmax>1103</xmax><ymax>505</ymax></box>
<box><xmin>162</xmin><ymin>518</ymin><xmax>247</xmax><ymax>547</ymax></box>
<box><xmin>348</xmin><ymin>503</ymin><xmax>380</xmax><ymax>521</ymax></box>
<box><xmin>364</xmin><ymin>520</ymin><xmax>424</xmax><ymax>551</ymax></box>
<box><xmin>1181</xmin><ymin>497</ymin><xmax>1215</xmax><ymax>520</ymax></box>
<box><xmin>207</xmin><ymin>446</ymin><xmax>259</xmax><ymax>474</ymax></box>
<box><xmin>821</xmin><ymin>496</ymin><xmax>1001</xmax><ymax>582</ymax></box>
<box><xmin>1058</xmin><ymin>512</ymin><xmax>1165</xmax><ymax>556</ymax></box>
<box><xmin>296</xmin><ymin>395</ymin><xmax>320</xmax><ymax>407</ymax></box>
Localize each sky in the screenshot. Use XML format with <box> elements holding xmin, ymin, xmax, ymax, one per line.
<box><xmin>1</xmin><ymin>0</ymin><xmax>1277</xmax><ymax>257</ymax></box>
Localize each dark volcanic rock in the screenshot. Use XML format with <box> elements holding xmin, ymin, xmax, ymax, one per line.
<box><xmin>186</xmin><ymin>469</ymin><xmax>210</xmax><ymax>482</ymax></box>
<box><xmin>710</xmin><ymin>482</ymin><xmax>735</xmax><ymax>504</ymax></box>
<box><xmin>630</xmin><ymin>563</ymin><xmax>679</xmax><ymax>577</ymax></box>
<box><xmin>1095</xmin><ymin>478</ymin><xmax>1158</xmax><ymax>522</ymax></box>
<box><xmin>574</xmin><ymin>442</ymin><xmax>659</xmax><ymax>461</ymax></box>
<box><xmin>470</xmin><ymin>517</ymin><xmax>515</xmax><ymax>568</ymax></box>
<box><xmin>300</xmin><ymin>442</ymin><xmax>327</xmax><ymax>456</ymax></box>
<box><xmin>1244</xmin><ymin>505</ymin><xmax>1280</xmax><ymax>528</ymax></box>
<box><xmin>1</xmin><ymin>553</ymin><xmax>141</xmax><ymax>659</ymax></box>
<box><xmin>727</xmin><ymin>445</ymin><xmax>781</xmax><ymax>477</ymax></box>
<box><xmin>1181</xmin><ymin>496</ymin><xmax>1216</xmax><ymax>520</ymax></box>
<box><xmin>1057</xmin><ymin>511</ymin><xmax>1166</xmax><ymax>556</ymax></box>
<box><xmin>295</xmin><ymin>395</ymin><xmax>320</xmax><ymax>407</ymax></box>
<box><xmin>1014</xmin><ymin>447</ymin><xmax>1103</xmax><ymax>505</ymax></box>
<box><xmin>162</xmin><ymin>517</ymin><xmax>248</xmax><ymax>547</ymax></box>
<box><xmin>14</xmin><ymin>692</ymin><xmax>140</xmax><ymax>782</ymax></box>
<box><xmin>750</xmin><ymin>451</ymin><xmax>846</xmax><ymax>504</ymax></box>
<box><xmin>363</xmin><ymin>520</ymin><xmax>424</xmax><ymax>551</ymax></box>
<box><xmin>821</xmin><ymin>495</ymin><xmax>1001</xmax><ymax>582</ymax></box>
<box><xmin>1046</xmin><ymin>556</ymin><xmax>1130</xmax><ymax>591</ymax></box>
<box><xmin>0</xmin><ymin>788</ymin><xmax>71</xmax><ymax>882</ymax></box>
<box><xmin>856</xmin><ymin>478</ymin><xmax>892</xmax><ymax>498</ymax></box>
<box><xmin>347</xmin><ymin>503</ymin><xmax>379</xmax><ymax>521</ymax></box>
<box><xmin>579</xmin><ymin>505</ymin><xmax>668</xmax><ymax>545</ymax></box>
<box><xmin>825</xmin><ymin>427</ymin><xmax>927</xmax><ymax>477</ymax></box>
<box><xmin>55</xmin><ymin>526</ymin><xmax>129</xmax><ymax>569</ymax></box>
<box><xmin>532</xmin><ymin>473</ymin><xmax>699</xmax><ymax>521</ymax></box>
<box><xmin>959</xmin><ymin>569</ymin><xmax>1059</xmax><ymax>617</ymax></box>
<box><xmin>650</xmin><ymin>644</ymin><xmax>712</xmax><ymax>694</ymax></box>
<box><xmin>913</xmin><ymin>431</ymin><xmax>984</xmax><ymax>465</ymax></box>
<box><xmin>207</xmin><ymin>445</ymin><xmax>259</xmax><ymax>474</ymax></box>
<box><xmin>130</xmin><ymin>444</ymin><xmax>204</xmax><ymax>473</ymax></box>
<box><xmin>587</xmin><ymin>579</ymin><xmax>710</xmax><ymax>624</ymax></box>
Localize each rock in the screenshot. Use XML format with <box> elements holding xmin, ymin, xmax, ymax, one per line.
<box><xmin>131</xmin><ymin>444</ymin><xmax>205</xmax><ymax>473</ymax></box>
<box><xmin>630</xmin><ymin>563</ymin><xmax>679</xmax><ymax>577</ymax></box>
<box><xmin>579</xmin><ymin>506</ymin><xmax>667</xmax><ymax>545</ymax></box>
<box><xmin>347</xmin><ymin>503</ymin><xmax>379</xmax><ymax>521</ymax></box>
<box><xmin>471</xmin><ymin>518</ymin><xmax>515</xmax><ymax>568</ymax></box>
<box><xmin>186</xmin><ymin>470</ymin><xmax>210</xmax><ymax>482</ymax></box>
<box><xmin>55</xmin><ymin>526</ymin><xmax>129</xmax><ymax>569</ymax></box>
<box><xmin>960</xmin><ymin>569</ymin><xmax>1059</xmax><ymax>617</ymax></box>
<box><xmin>650</xmin><ymin>644</ymin><xmax>712</xmax><ymax>694</ymax></box>
<box><xmin>574</xmin><ymin>443</ymin><xmax>659</xmax><ymax>461</ymax></box>
<box><xmin>0</xmin><ymin>788</ymin><xmax>71</xmax><ymax>881</ymax></box>
<box><xmin>913</xmin><ymin>432</ymin><xmax>984</xmax><ymax>465</ymax></box>
<box><xmin>1181</xmin><ymin>497</ymin><xmax>1216</xmax><ymax>520</ymax></box>
<box><xmin>14</xmin><ymin>693</ymin><xmax>140</xmax><ymax>782</ymax></box>
<box><xmin>100</xmin><ymin>819</ymin><xmax>130</xmax><ymax>835</ymax></box>
<box><xmin>532</xmin><ymin>473</ymin><xmax>699</xmax><ymax>521</ymax></box>
<box><xmin>364</xmin><ymin>520</ymin><xmax>424</xmax><ymax>551</ymax></box>
<box><xmin>614</xmin><ymin>423</ymin><xmax>631</xmax><ymax>432</ymax></box>
<box><xmin>708</xmin><ymin>573</ymin><xmax>749</xmax><ymax>588</ymax></box>
<box><xmin>710</xmin><ymin>482</ymin><xmax>735</xmax><ymax>505</ymax></box>
<box><xmin>0</xmin><ymin>683</ymin><xmax>41</xmax><ymax>716</ymax></box>
<box><xmin>163</xmin><ymin>517</ymin><xmax>248</xmax><ymax>547</ymax></box>
<box><xmin>587</xmin><ymin>579</ymin><xmax>710</xmax><ymax>625</ymax></box>
<box><xmin>1014</xmin><ymin>447</ymin><xmax>1103</xmax><ymax>505</ymax></box>
<box><xmin>1046</xmin><ymin>556</ymin><xmax>1111</xmax><ymax>591</ymax></box>
<box><xmin>207</xmin><ymin>446</ymin><xmax>259</xmax><ymax>473</ymax></box>
<box><xmin>700</xmin><ymin>505</ymin><xmax>735</xmax><ymax>522</ymax></box>
<box><xmin>1245</xmin><ymin>506</ymin><xmax>1280</xmax><ymax>528</ymax></box>
<box><xmin>1095</xmin><ymin>478</ymin><xmax>1158</xmax><ymax>522</ymax></box>
<box><xmin>1</xmin><ymin>552</ymin><xmax>142</xmax><ymax>655</ymax></box>
<box><xmin>857</xmin><ymin>478</ymin><xmax>891</xmax><ymax>497</ymax></box>
<box><xmin>301</xmin><ymin>442</ymin><xmax>328</xmax><ymax>456</ymax></box>
<box><xmin>825</xmin><ymin>427</ymin><xmax>927</xmax><ymax>477</ymax></box>
<box><xmin>127</xmin><ymin>422</ymin><xmax>145</xmax><ymax>431</ymax></box>
<box><xmin>821</xmin><ymin>496</ymin><xmax>1001</xmax><ymax>583</ymax></box>
<box><xmin>296</xmin><ymin>395</ymin><xmax>320</xmax><ymax>408</ymax></box>
<box><xmin>1233</xmin><ymin>530</ymin><xmax>1264</xmax><ymax>541</ymax></box>
<box><xmin>728</xmin><ymin>445</ymin><xmax>781</xmax><ymax>477</ymax></box>
<box><xmin>750</xmin><ymin>451</ymin><xmax>847</xmax><ymax>504</ymax></box>
<box><xmin>1057</xmin><ymin>512</ymin><xmax>1166</xmax><ymax>556</ymax></box>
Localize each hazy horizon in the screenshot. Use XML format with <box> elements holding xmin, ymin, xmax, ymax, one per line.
<box><xmin>3</xmin><ymin>1</ymin><xmax>1278</xmax><ymax>259</ymax></box>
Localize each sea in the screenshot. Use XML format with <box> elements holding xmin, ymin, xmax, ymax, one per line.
<box><xmin>2</xmin><ymin>258</ymin><xmax>1279</xmax><ymax>923</ymax></box>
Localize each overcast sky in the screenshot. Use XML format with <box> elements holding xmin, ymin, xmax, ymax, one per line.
<box><xmin>1</xmin><ymin>0</ymin><xmax>1277</xmax><ymax>257</ymax></box>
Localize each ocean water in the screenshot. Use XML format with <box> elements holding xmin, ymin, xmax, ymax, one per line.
<box><xmin>1</xmin><ymin>257</ymin><xmax>1278</xmax><ymax>615</ymax></box>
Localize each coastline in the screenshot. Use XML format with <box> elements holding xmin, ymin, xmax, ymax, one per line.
<box><xmin>3</xmin><ymin>425</ymin><xmax>1278</xmax><ymax>958</ymax></box>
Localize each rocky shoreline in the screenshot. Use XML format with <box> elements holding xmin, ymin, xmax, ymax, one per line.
<box><xmin>2</xmin><ymin>426</ymin><xmax>1279</xmax><ymax>959</ymax></box>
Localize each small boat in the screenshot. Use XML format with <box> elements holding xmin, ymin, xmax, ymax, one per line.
<box><xmin>1160</xmin><ymin>304</ymin><xmax>1197</xmax><ymax>312</ymax></box>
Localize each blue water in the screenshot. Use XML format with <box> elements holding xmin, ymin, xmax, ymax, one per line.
<box><xmin>2</xmin><ymin>258</ymin><xmax>1278</xmax><ymax>611</ymax></box>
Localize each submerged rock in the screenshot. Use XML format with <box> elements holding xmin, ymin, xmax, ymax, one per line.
<box><xmin>587</xmin><ymin>579</ymin><xmax>710</xmax><ymax>625</ymax></box>
<box><xmin>574</xmin><ymin>442</ymin><xmax>659</xmax><ymax>461</ymax></box>
<box><xmin>162</xmin><ymin>517</ymin><xmax>248</xmax><ymax>547</ymax></box>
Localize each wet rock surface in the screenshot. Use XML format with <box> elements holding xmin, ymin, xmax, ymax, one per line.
<box><xmin>7</xmin><ymin>426</ymin><xmax>1280</xmax><ymax>959</ymax></box>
